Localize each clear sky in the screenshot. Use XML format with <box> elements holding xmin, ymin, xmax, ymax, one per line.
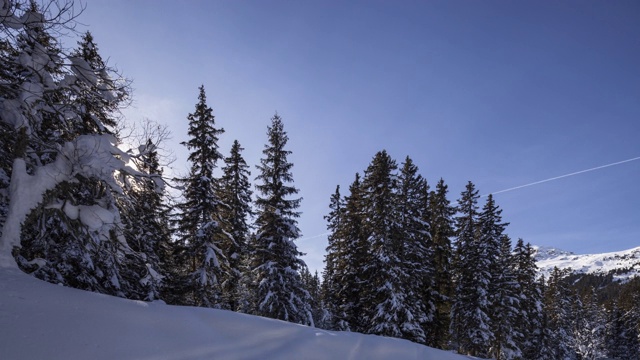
<box><xmin>76</xmin><ymin>1</ymin><xmax>640</xmax><ymax>274</ymax></box>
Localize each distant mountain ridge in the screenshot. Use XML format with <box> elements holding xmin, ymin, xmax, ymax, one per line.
<box><xmin>533</xmin><ymin>245</ymin><xmax>640</xmax><ymax>281</ymax></box>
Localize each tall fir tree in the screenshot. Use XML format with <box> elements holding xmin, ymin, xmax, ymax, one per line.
<box><xmin>174</xmin><ymin>85</ymin><xmax>230</xmax><ymax>307</ymax></box>
<box><xmin>359</xmin><ymin>150</ymin><xmax>418</xmax><ymax>340</ymax></box>
<box><xmin>250</xmin><ymin>113</ymin><xmax>312</xmax><ymax>325</ymax></box>
<box><xmin>69</xmin><ymin>31</ymin><xmax>126</xmax><ymax>135</ymax></box>
<box><xmin>545</xmin><ymin>267</ymin><xmax>577</xmax><ymax>359</ymax></box>
<box><xmin>605</xmin><ymin>301</ymin><xmax>640</xmax><ymax>359</ymax></box>
<box><xmin>395</xmin><ymin>156</ymin><xmax>431</xmax><ymax>344</ymax></box>
<box><xmin>512</xmin><ymin>239</ymin><xmax>544</xmax><ymax>360</ymax></box>
<box><xmin>218</xmin><ymin>139</ymin><xmax>253</xmax><ymax>311</ymax></box>
<box><xmin>10</xmin><ymin>13</ymin><xmax>142</xmax><ymax>299</ymax></box>
<box><xmin>451</xmin><ymin>181</ymin><xmax>492</xmax><ymax>357</ymax></box>
<box><xmin>334</xmin><ymin>173</ymin><xmax>368</xmax><ymax>332</ymax></box>
<box><xmin>427</xmin><ymin>178</ymin><xmax>455</xmax><ymax>349</ymax></box>
<box><xmin>120</xmin><ymin>139</ymin><xmax>173</xmax><ymax>301</ymax></box>
<box><xmin>572</xmin><ymin>288</ymin><xmax>606</xmax><ymax>359</ymax></box>
<box><xmin>475</xmin><ymin>194</ymin><xmax>516</xmax><ymax>359</ymax></box>
<box><xmin>489</xmin><ymin>235</ymin><xmax>522</xmax><ymax>360</ymax></box>
<box><xmin>322</xmin><ymin>184</ymin><xmax>346</xmax><ymax>330</ymax></box>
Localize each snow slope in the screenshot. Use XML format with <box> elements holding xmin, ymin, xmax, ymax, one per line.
<box><xmin>0</xmin><ymin>268</ymin><xmax>474</xmax><ymax>360</ymax></box>
<box><xmin>535</xmin><ymin>245</ymin><xmax>640</xmax><ymax>281</ymax></box>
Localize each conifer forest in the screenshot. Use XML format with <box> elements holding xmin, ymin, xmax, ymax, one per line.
<box><xmin>1</xmin><ymin>1</ymin><xmax>639</xmax><ymax>359</ymax></box>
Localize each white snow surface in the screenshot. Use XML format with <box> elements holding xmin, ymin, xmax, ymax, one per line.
<box><xmin>535</xmin><ymin>245</ymin><xmax>640</xmax><ymax>281</ymax></box>
<box><xmin>0</xmin><ymin>268</ymin><xmax>476</xmax><ymax>360</ymax></box>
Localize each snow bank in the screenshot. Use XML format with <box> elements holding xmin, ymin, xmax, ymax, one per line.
<box><xmin>0</xmin><ymin>268</ymin><xmax>475</xmax><ymax>360</ymax></box>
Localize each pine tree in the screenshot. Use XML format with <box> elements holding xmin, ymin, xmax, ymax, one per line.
<box><xmin>6</xmin><ymin>10</ymin><xmax>146</xmax><ymax>299</ymax></box>
<box><xmin>0</xmin><ymin>3</ymin><xmax>165</xmax><ymax>290</ymax></box>
<box><xmin>545</xmin><ymin>267</ymin><xmax>577</xmax><ymax>359</ymax></box>
<box><xmin>250</xmin><ymin>113</ymin><xmax>312</xmax><ymax>325</ymax></box>
<box><xmin>395</xmin><ymin>156</ymin><xmax>430</xmax><ymax>344</ymax></box>
<box><xmin>356</xmin><ymin>150</ymin><xmax>418</xmax><ymax>341</ymax></box>
<box><xmin>322</xmin><ymin>185</ymin><xmax>346</xmax><ymax>330</ymax></box>
<box><xmin>573</xmin><ymin>288</ymin><xmax>606</xmax><ymax>359</ymax></box>
<box><xmin>334</xmin><ymin>173</ymin><xmax>368</xmax><ymax>332</ymax></box>
<box><xmin>218</xmin><ymin>139</ymin><xmax>253</xmax><ymax>311</ymax></box>
<box><xmin>490</xmin><ymin>235</ymin><xmax>522</xmax><ymax>360</ymax></box>
<box><xmin>174</xmin><ymin>85</ymin><xmax>229</xmax><ymax>307</ymax></box>
<box><xmin>474</xmin><ymin>194</ymin><xmax>517</xmax><ymax>359</ymax></box>
<box><xmin>513</xmin><ymin>239</ymin><xmax>544</xmax><ymax>360</ymax></box>
<box><xmin>451</xmin><ymin>181</ymin><xmax>492</xmax><ymax>357</ymax></box>
<box><xmin>605</xmin><ymin>301</ymin><xmax>640</xmax><ymax>359</ymax></box>
<box><xmin>69</xmin><ymin>31</ymin><xmax>126</xmax><ymax>135</ymax></box>
<box><xmin>427</xmin><ymin>178</ymin><xmax>455</xmax><ymax>349</ymax></box>
<box><xmin>120</xmin><ymin>139</ymin><xmax>173</xmax><ymax>301</ymax></box>
<box><xmin>301</xmin><ymin>268</ymin><xmax>328</xmax><ymax>328</ymax></box>
<box><xmin>534</xmin><ymin>276</ymin><xmax>556</xmax><ymax>360</ymax></box>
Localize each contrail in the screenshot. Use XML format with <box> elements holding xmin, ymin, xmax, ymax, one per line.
<box><xmin>299</xmin><ymin>232</ymin><xmax>330</xmax><ymax>241</ymax></box>
<box><xmin>487</xmin><ymin>156</ymin><xmax>640</xmax><ymax>196</ymax></box>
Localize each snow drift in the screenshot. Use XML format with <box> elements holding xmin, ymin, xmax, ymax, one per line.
<box><xmin>0</xmin><ymin>268</ymin><xmax>474</xmax><ymax>360</ymax></box>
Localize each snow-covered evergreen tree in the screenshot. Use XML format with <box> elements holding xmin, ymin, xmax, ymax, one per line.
<box><xmin>249</xmin><ymin>113</ymin><xmax>312</xmax><ymax>325</ymax></box>
<box><xmin>534</xmin><ymin>277</ymin><xmax>557</xmax><ymax>360</ymax></box>
<box><xmin>605</xmin><ymin>301</ymin><xmax>640</xmax><ymax>359</ymax></box>
<box><xmin>174</xmin><ymin>85</ymin><xmax>229</xmax><ymax>307</ymax></box>
<box><xmin>572</xmin><ymin>288</ymin><xmax>606</xmax><ymax>360</ymax></box>
<box><xmin>333</xmin><ymin>173</ymin><xmax>368</xmax><ymax>332</ymax></box>
<box><xmin>395</xmin><ymin>156</ymin><xmax>431</xmax><ymax>344</ymax></box>
<box><xmin>545</xmin><ymin>267</ymin><xmax>577</xmax><ymax>360</ymax></box>
<box><xmin>69</xmin><ymin>31</ymin><xmax>126</xmax><ymax>136</ymax></box>
<box><xmin>512</xmin><ymin>239</ymin><xmax>544</xmax><ymax>360</ymax></box>
<box><xmin>356</xmin><ymin>150</ymin><xmax>420</xmax><ymax>341</ymax></box>
<box><xmin>120</xmin><ymin>139</ymin><xmax>172</xmax><ymax>301</ymax></box>
<box><xmin>0</xmin><ymin>3</ymin><xmax>153</xmax><ymax>301</ymax></box>
<box><xmin>427</xmin><ymin>178</ymin><xmax>455</xmax><ymax>349</ymax></box>
<box><xmin>489</xmin><ymin>235</ymin><xmax>522</xmax><ymax>360</ymax></box>
<box><xmin>322</xmin><ymin>184</ymin><xmax>346</xmax><ymax>330</ymax></box>
<box><xmin>451</xmin><ymin>181</ymin><xmax>492</xmax><ymax>357</ymax></box>
<box><xmin>218</xmin><ymin>139</ymin><xmax>253</xmax><ymax>311</ymax></box>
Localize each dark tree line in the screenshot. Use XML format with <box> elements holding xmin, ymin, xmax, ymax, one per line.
<box><xmin>319</xmin><ymin>151</ymin><xmax>640</xmax><ymax>359</ymax></box>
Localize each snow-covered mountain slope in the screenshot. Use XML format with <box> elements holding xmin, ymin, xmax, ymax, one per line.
<box><xmin>0</xmin><ymin>268</ymin><xmax>474</xmax><ymax>360</ymax></box>
<box><xmin>532</xmin><ymin>245</ymin><xmax>575</xmax><ymax>262</ymax></box>
<box><xmin>534</xmin><ymin>245</ymin><xmax>640</xmax><ymax>281</ymax></box>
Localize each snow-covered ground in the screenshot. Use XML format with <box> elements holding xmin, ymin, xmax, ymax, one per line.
<box><xmin>535</xmin><ymin>245</ymin><xmax>640</xmax><ymax>281</ymax></box>
<box><xmin>0</xmin><ymin>268</ymin><xmax>475</xmax><ymax>360</ymax></box>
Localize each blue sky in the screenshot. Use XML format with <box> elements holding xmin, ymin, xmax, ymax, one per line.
<box><xmin>77</xmin><ymin>1</ymin><xmax>640</xmax><ymax>274</ymax></box>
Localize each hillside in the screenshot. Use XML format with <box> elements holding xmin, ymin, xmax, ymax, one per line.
<box><xmin>534</xmin><ymin>245</ymin><xmax>640</xmax><ymax>281</ymax></box>
<box><xmin>0</xmin><ymin>268</ymin><xmax>474</xmax><ymax>360</ymax></box>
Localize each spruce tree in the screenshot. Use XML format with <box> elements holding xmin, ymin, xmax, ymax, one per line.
<box><xmin>218</xmin><ymin>139</ymin><xmax>253</xmax><ymax>311</ymax></box>
<box><xmin>334</xmin><ymin>173</ymin><xmax>368</xmax><ymax>332</ymax></box>
<box><xmin>573</xmin><ymin>288</ymin><xmax>606</xmax><ymax>359</ymax></box>
<box><xmin>9</xmin><ymin>13</ymin><xmax>143</xmax><ymax>299</ymax></box>
<box><xmin>174</xmin><ymin>85</ymin><xmax>229</xmax><ymax>307</ymax></box>
<box><xmin>358</xmin><ymin>150</ymin><xmax>417</xmax><ymax>340</ymax></box>
<box><xmin>120</xmin><ymin>139</ymin><xmax>173</xmax><ymax>301</ymax></box>
<box><xmin>475</xmin><ymin>194</ymin><xmax>515</xmax><ymax>359</ymax></box>
<box><xmin>69</xmin><ymin>31</ymin><xmax>126</xmax><ymax>135</ymax></box>
<box><xmin>513</xmin><ymin>239</ymin><xmax>544</xmax><ymax>359</ymax></box>
<box><xmin>451</xmin><ymin>181</ymin><xmax>492</xmax><ymax>357</ymax></box>
<box><xmin>605</xmin><ymin>301</ymin><xmax>640</xmax><ymax>359</ymax></box>
<box><xmin>490</xmin><ymin>235</ymin><xmax>522</xmax><ymax>360</ymax></box>
<box><xmin>545</xmin><ymin>267</ymin><xmax>577</xmax><ymax>359</ymax></box>
<box><xmin>535</xmin><ymin>276</ymin><xmax>556</xmax><ymax>360</ymax></box>
<box><xmin>250</xmin><ymin>113</ymin><xmax>312</xmax><ymax>325</ymax></box>
<box><xmin>395</xmin><ymin>156</ymin><xmax>430</xmax><ymax>344</ymax></box>
<box><xmin>322</xmin><ymin>185</ymin><xmax>346</xmax><ymax>330</ymax></box>
<box><xmin>427</xmin><ymin>178</ymin><xmax>455</xmax><ymax>348</ymax></box>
